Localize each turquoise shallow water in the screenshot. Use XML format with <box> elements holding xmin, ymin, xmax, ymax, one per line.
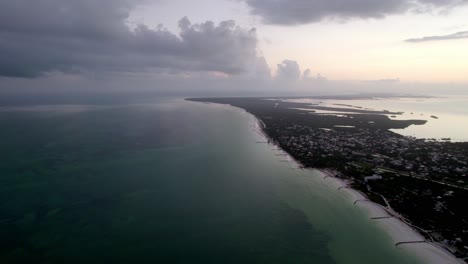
<box><xmin>0</xmin><ymin>98</ymin><xmax>421</xmax><ymax>263</ymax></box>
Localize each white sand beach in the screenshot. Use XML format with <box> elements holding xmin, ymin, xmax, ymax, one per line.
<box><xmin>317</xmin><ymin>169</ymin><xmax>463</xmax><ymax>264</ymax></box>
<box><xmin>250</xmin><ymin>112</ymin><xmax>464</xmax><ymax>264</ymax></box>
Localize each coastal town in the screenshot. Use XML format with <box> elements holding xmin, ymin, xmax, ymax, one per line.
<box><xmin>188</xmin><ymin>96</ymin><xmax>468</xmax><ymax>262</ymax></box>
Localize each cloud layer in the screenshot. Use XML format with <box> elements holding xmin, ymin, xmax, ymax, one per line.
<box><xmin>243</xmin><ymin>0</ymin><xmax>468</xmax><ymax>25</ymax></box>
<box><xmin>405</xmin><ymin>30</ymin><xmax>468</xmax><ymax>42</ymax></box>
<box><xmin>0</xmin><ymin>0</ymin><xmax>267</xmax><ymax>78</ymax></box>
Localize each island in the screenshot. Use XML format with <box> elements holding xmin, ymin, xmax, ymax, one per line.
<box><xmin>187</xmin><ymin>96</ymin><xmax>468</xmax><ymax>261</ymax></box>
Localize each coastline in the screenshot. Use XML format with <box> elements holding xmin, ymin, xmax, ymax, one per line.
<box><xmin>243</xmin><ymin>104</ymin><xmax>463</xmax><ymax>264</ymax></box>
<box><xmin>193</xmin><ymin>100</ymin><xmax>465</xmax><ymax>264</ymax></box>
<box><xmin>318</xmin><ymin>169</ymin><xmax>463</xmax><ymax>264</ymax></box>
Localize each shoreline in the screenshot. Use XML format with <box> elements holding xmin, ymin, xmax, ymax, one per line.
<box><xmin>196</xmin><ymin>100</ymin><xmax>464</xmax><ymax>264</ymax></box>
<box><xmin>244</xmin><ymin>106</ymin><xmax>464</xmax><ymax>264</ymax></box>
<box><xmin>318</xmin><ymin>169</ymin><xmax>463</xmax><ymax>264</ymax></box>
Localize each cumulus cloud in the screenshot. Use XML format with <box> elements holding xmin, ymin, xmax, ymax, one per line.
<box><xmin>303</xmin><ymin>69</ymin><xmax>312</xmax><ymax>79</ymax></box>
<box><xmin>276</xmin><ymin>60</ymin><xmax>301</xmax><ymax>82</ymax></box>
<box><xmin>405</xmin><ymin>30</ymin><xmax>468</xmax><ymax>42</ymax></box>
<box><xmin>243</xmin><ymin>0</ymin><xmax>468</xmax><ymax>25</ymax></box>
<box><xmin>303</xmin><ymin>69</ymin><xmax>326</xmax><ymax>81</ymax></box>
<box><xmin>0</xmin><ymin>0</ymin><xmax>268</xmax><ymax>78</ymax></box>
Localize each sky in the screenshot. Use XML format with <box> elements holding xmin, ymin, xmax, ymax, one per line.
<box><xmin>0</xmin><ymin>0</ymin><xmax>468</xmax><ymax>95</ymax></box>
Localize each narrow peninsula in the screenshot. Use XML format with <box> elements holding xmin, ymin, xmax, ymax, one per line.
<box><xmin>188</xmin><ymin>96</ymin><xmax>468</xmax><ymax>261</ymax></box>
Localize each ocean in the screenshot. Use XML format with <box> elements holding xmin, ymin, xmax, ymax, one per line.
<box><xmin>0</xmin><ymin>96</ymin><xmax>426</xmax><ymax>263</ymax></box>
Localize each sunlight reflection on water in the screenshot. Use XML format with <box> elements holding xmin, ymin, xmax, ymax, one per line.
<box><xmin>282</xmin><ymin>96</ymin><xmax>468</xmax><ymax>142</ymax></box>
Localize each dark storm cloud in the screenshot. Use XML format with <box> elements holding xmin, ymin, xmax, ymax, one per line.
<box><xmin>405</xmin><ymin>30</ymin><xmax>468</xmax><ymax>42</ymax></box>
<box><xmin>243</xmin><ymin>0</ymin><xmax>468</xmax><ymax>25</ymax></box>
<box><xmin>0</xmin><ymin>0</ymin><xmax>265</xmax><ymax>78</ymax></box>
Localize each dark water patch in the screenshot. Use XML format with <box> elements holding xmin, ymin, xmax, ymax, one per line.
<box><xmin>0</xmin><ymin>101</ymin><xmax>335</xmax><ymax>263</ymax></box>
